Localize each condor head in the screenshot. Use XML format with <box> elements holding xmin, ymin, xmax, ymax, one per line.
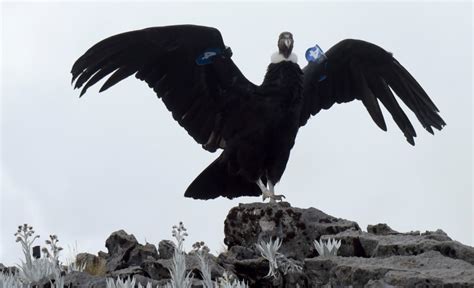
<box><xmin>278</xmin><ymin>32</ymin><xmax>294</xmax><ymax>58</ymax></box>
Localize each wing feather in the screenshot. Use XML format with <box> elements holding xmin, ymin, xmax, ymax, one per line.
<box><xmin>100</xmin><ymin>65</ymin><xmax>137</xmax><ymax>92</ymax></box>
<box><xmin>301</xmin><ymin>39</ymin><xmax>445</xmax><ymax>145</ymax></box>
<box><xmin>71</xmin><ymin>25</ymin><xmax>256</xmax><ymax>151</ymax></box>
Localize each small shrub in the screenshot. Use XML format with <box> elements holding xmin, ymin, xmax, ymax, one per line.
<box><xmin>14</xmin><ymin>224</ymin><xmax>64</xmax><ymax>287</ymax></box>
<box><xmin>256</xmin><ymin>238</ymin><xmax>281</xmax><ymax>278</ymax></box>
<box><xmin>81</xmin><ymin>256</ymin><xmax>106</xmax><ymax>276</ymax></box>
<box><xmin>167</xmin><ymin>222</ymin><xmax>193</xmax><ymax>288</ymax></box>
<box><xmin>192</xmin><ymin>241</ymin><xmax>212</xmax><ymax>288</ymax></box>
<box><xmin>64</xmin><ymin>243</ymin><xmax>87</xmax><ymax>273</ymax></box>
<box><xmin>313</xmin><ymin>238</ymin><xmax>341</xmax><ymax>256</ymax></box>
<box><xmin>106</xmin><ymin>276</ymin><xmax>152</xmax><ymax>288</ymax></box>
<box><xmin>218</xmin><ymin>272</ymin><xmax>248</xmax><ymax>288</ymax></box>
<box><xmin>256</xmin><ymin>238</ymin><xmax>302</xmax><ymax>279</ymax></box>
<box><xmin>0</xmin><ymin>272</ymin><xmax>28</xmax><ymax>288</ymax></box>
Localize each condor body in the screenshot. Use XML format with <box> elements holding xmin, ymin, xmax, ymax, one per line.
<box><xmin>71</xmin><ymin>25</ymin><xmax>445</xmax><ymax>202</ymax></box>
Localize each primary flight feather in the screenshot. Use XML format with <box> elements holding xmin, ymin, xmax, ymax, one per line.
<box><xmin>71</xmin><ymin>25</ymin><xmax>445</xmax><ymax>202</ymax></box>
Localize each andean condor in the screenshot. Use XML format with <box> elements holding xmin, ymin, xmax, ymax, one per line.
<box><xmin>71</xmin><ymin>25</ymin><xmax>445</xmax><ymax>202</ymax></box>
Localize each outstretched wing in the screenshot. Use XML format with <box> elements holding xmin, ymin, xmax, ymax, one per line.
<box><xmin>300</xmin><ymin>39</ymin><xmax>445</xmax><ymax>145</ymax></box>
<box><xmin>71</xmin><ymin>25</ymin><xmax>256</xmax><ymax>151</ymax></box>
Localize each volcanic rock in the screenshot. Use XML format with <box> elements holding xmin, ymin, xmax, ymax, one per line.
<box><xmin>104</xmin><ymin>230</ymin><xmax>159</xmax><ymax>272</ymax></box>
<box><xmin>320</xmin><ymin>227</ymin><xmax>474</xmax><ymax>264</ymax></box>
<box><xmin>224</xmin><ymin>202</ymin><xmax>360</xmax><ymax>260</ymax></box>
<box><xmin>305</xmin><ymin>251</ymin><xmax>474</xmax><ymax>287</ymax></box>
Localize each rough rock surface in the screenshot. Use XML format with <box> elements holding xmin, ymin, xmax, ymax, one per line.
<box><xmin>320</xmin><ymin>227</ymin><xmax>474</xmax><ymax>265</ymax></box>
<box><xmin>305</xmin><ymin>251</ymin><xmax>474</xmax><ymax>287</ymax></box>
<box><xmin>157</xmin><ymin>240</ymin><xmax>175</xmax><ymax>259</ymax></box>
<box><xmin>104</xmin><ymin>230</ymin><xmax>159</xmax><ymax>272</ymax></box>
<box><xmin>224</xmin><ymin>202</ymin><xmax>360</xmax><ymax>259</ymax></box>
<box><xmin>2</xmin><ymin>202</ymin><xmax>473</xmax><ymax>287</ymax></box>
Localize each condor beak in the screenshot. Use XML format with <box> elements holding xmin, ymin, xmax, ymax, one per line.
<box><xmin>284</xmin><ymin>39</ymin><xmax>291</xmax><ymax>48</ymax></box>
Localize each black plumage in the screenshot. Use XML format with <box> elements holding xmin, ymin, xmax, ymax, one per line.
<box><xmin>71</xmin><ymin>25</ymin><xmax>445</xmax><ymax>201</ymax></box>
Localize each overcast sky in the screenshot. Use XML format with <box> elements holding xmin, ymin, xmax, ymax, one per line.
<box><xmin>1</xmin><ymin>2</ymin><xmax>472</xmax><ymax>265</ymax></box>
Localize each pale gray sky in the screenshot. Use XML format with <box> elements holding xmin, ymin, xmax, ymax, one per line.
<box><xmin>1</xmin><ymin>2</ymin><xmax>472</xmax><ymax>265</ymax></box>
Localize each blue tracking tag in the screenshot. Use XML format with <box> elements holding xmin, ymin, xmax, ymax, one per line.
<box><xmin>305</xmin><ymin>44</ymin><xmax>327</xmax><ymax>64</ymax></box>
<box><xmin>196</xmin><ymin>48</ymin><xmax>222</xmax><ymax>65</ymax></box>
<box><xmin>305</xmin><ymin>44</ymin><xmax>328</xmax><ymax>82</ymax></box>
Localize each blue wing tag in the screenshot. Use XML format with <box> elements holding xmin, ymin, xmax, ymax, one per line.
<box><xmin>306</xmin><ymin>44</ymin><xmax>328</xmax><ymax>82</ymax></box>
<box><xmin>196</xmin><ymin>48</ymin><xmax>222</xmax><ymax>65</ymax></box>
<box><xmin>305</xmin><ymin>44</ymin><xmax>327</xmax><ymax>64</ymax></box>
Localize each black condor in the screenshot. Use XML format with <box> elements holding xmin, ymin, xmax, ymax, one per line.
<box><xmin>71</xmin><ymin>25</ymin><xmax>445</xmax><ymax>202</ymax></box>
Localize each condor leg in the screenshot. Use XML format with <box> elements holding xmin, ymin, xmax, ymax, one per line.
<box><xmin>261</xmin><ymin>180</ymin><xmax>286</xmax><ymax>203</ymax></box>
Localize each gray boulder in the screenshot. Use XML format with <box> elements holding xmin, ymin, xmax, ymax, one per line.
<box><xmin>104</xmin><ymin>230</ymin><xmax>159</xmax><ymax>272</ymax></box>
<box><xmin>158</xmin><ymin>240</ymin><xmax>175</xmax><ymax>259</ymax></box>
<box><xmin>305</xmin><ymin>251</ymin><xmax>474</xmax><ymax>287</ymax></box>
<box><xmin>224</xmin><ymin>202</ymin><xmax>360</xmax><ymax>259</ymax></box>
<box><xmin>320</xmin><ymin>226</ymin><xmax>474</xmax><ymax>264</ymax></box>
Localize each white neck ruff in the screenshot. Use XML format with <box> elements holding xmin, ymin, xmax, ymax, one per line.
<box><xmin>271</xmin><ymin>52</ymin><xmax>298</xmax><ymax>64</ymax></box>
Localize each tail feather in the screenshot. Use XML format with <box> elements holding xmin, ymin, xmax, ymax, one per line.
<box><xmin>184</xmin><ymin>156</ymin><xmax>261</xmax><ymax>200</ymax></box>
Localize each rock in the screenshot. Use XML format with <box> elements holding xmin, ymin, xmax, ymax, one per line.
<box><xmin>109</xmin><ymin>265</ymin><xmax>144</xmax><ymax>278</ymax></box>
<box><xmin>227</xmin><ymin>257</ymin><xmax>308</xmax><ymax>287</ymax></box>
<box><xmin>225</xmin><ymin>245</ymin><xmax>260</xmax><ymax>261</ymax></box>
<box><xmin>218</xmin><ymin>245</ymin><xmax>260</xmax><ymax>271</ymax></box>
<box><xmin>367</xmin><ymin>223</ymin><xmax>400</xmax><ymax>235</ymax></box>
<box><xmin>98</xmin><ymin>251</ymin><xmax>109</xmax><ymax>259</ymax></box>
<box><xmin>224</xmin><ymin>202</ymin><xmax>360</xmax><ymax>260</ymax></box>
<box><xmin>232</xmin><ymin>258</ymin><xmax>273</xmax><ymax>287</ymax></box>
<box><xmin>76</xmin><ymin>253</ymin><xmax>107</xmax><ymax>276</ymax></box>
<box><xmin>320</xmin><ymin>227</ymin><xmax>474</xmax><ymax>264</ymax></box>
<box><xmin>105</xmin><ymin>230</ymin><xmax>139</xmax><ymax>272</ymax></box>
<box><xmin>105</xmin><ymin>230</ymin><xmax>159</xmax><ymax>272</ymax></box>
<box><xmin>5</xmin><ymin>203</ymin><xmax>472</xmax><ymax>287</ymax></box>
<box><xmin>158</xmin><ymin>240</ymin><xmax>175</xmax><ymax>259</ymax></box>
<box><xmin>366</xmin><ymin>223</ymin><xmax>425</xmax><ymax>237</ymax></box>
<box><xmin>305</xmin><ymin>251</ymin><xmax>474</xmax><ymax>287</ymax></box>
<box><xmin>140</xmin><ymin>259</ymin><xmax>172</xmax><ymax>280</ymax></box>
<box><xmin>127</xmin><ymin>242</ymin><xmax>159</xmax><ymax>266</ymax></box>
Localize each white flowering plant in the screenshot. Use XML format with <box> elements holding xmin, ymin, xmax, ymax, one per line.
<box><xmin>313</xmin><ymin>238</ymin><xmax>341</xmax><ymax>256</ymax></box>
<box><xmin>256</xmin><ymin>237</ymin><xmax>302</xmax><ymax>279</ymax></box>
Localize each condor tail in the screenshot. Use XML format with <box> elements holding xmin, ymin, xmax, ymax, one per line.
<box><xmin>184</xmin><ymin>156</ymin><xmax>261</xmax><ymax>200</ymax></box>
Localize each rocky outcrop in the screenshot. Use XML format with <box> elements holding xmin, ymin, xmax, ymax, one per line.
<box><xmin>224</xmin><ymin>202</ymin><xmax>360</xmax><ymax>260</ymax></box>
<box><xmin>319</xmin><ymin>227</ymin><xmax>474</xmax><ymax>265</ymax></box>
<box><xmin>221</xmin><ymin>202</ymin><xmax>474</xmax><ymax>287</ymax></box>
<box><xmin>2</xmin><ymin>202</ymin><xmax>473</xmax><ymax>287</ymax></box>
<box><xmin>104</xmin><ymin>230</ymin><xmax>160</xmax><ymax>272</ymax></box>
<box><xmin>305</xmin><ymin>251</ymin><xmax>474</xmax><ymax>287</ymax></box>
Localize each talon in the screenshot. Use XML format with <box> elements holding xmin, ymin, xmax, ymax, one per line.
<box><xmin>273</xmin><ymin>194</ymin><xmax>286</xmax><ymax>201</ymax></box>
<box><xmin>257</xmin><ymin>178</ymin><xmax>286</xmax><ymax>203</ymax></box>
<box><xmin>262</xmin><ymin>191</ymin><xmax>286</xmax><ymax>203</ymax></box>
